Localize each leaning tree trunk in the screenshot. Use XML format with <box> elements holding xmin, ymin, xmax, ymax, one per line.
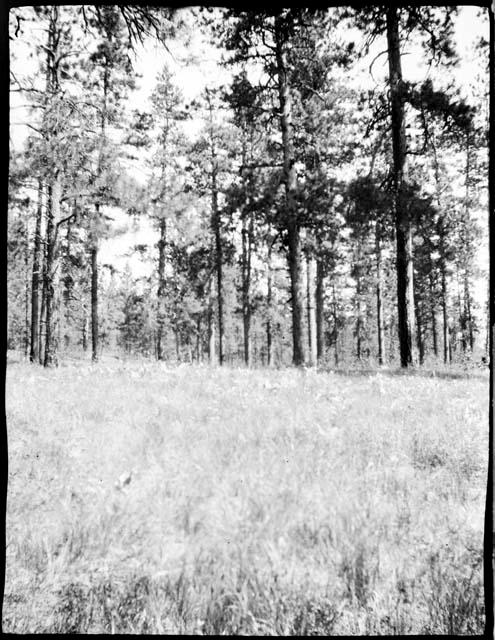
<box><xmin>30</xmin><ymin>180</ymin><xmax>43</xmax><ymax>362</ymax></box>
<box><xmin>156</xmin><ymin>218</ymin><xmax>167</xmax><ymax>360</ymax></box>
<box><xmin>386</xmin><ymin>7</ymin><xmax>417</xmax><ymax>367</ymax></box>
<box><xmin>44</xmin><ymin>178</ymin><xmax>62</xmax><ymax>367</ymax></box>
<box><xmin>275</xmin><ymin>16</ymin><xmax>306</xmax><ymax>366</ymax></box>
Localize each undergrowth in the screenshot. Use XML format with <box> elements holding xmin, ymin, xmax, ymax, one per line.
<box><xmin>4</xmin><ymin>361</ymin><xmax>487</xmax><ymax>634</ymax></box>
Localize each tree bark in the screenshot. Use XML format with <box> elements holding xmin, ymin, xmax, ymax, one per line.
<box><xmin>24</xmin><ymin>224</ymin><xmax>30</xmax><ymax>358</ymax></box>
<box><xmin>241</xmin><ymin>210</ymin><xmax>253</xmax><ymax>365</ymax></box>
<box><xmin>91</xmin><ymin>214</ymin><xmax>99</xmax><ymax>362</ymax></box>
<box><xmin>175</xmin><ymin>328</ymin><xmax>180</xmax><ymax>362</ymax></box>
<box><xmin>208</xmin><ymin>307</ymin><xmax>216</xmax><ymax>364</ymax></box>
<box><xmin>42</xmin><ymin>6</ymin><xmax>61</xmax><ymax>367</ymax></box>
<box><xmin>454</xmin><ymin>263</ymin><xmax>465</xmax><ymax>352</ymax></box>
<box><xmin>356</xmin><ymin>271</ymin><xmax>362</xmax><ymax>361</ymax></box>
<box><xmin>375</xmin><ymin>223</ymin><xmax>384</xmax><ymax>365</ymax></box>
<box><xmin>39</xmin><ymin>247</ymin><xmax>47</xmax><ymax>364</ymax></box>
<box><xmin>415</xmin><ymin>295</ymin><xmax>424</xmax><ymax>365</ymax></box>
<box><xmin>61</xmin><ymin>207</ymin><xmax>74</xmax><ymax>350</ymax></box>
<box><xmin>464</xmin><ymin>271</ymin><xmax>474</xmax><ymax>351</ymax></box>
<box><xmin>44</xmin><ymin>178</ymin><xmax>62</xmax><ymax>367</ymax></box>
<box><xmin>274</xmin><ymin>15</ymin><xmax>306</xmax><ymax>366</ymax></box>
<box><xmin>30</xmin><ymin>180</ymin><xmax>43</xmax><ymax>362</ymax></box>
<box><xmin>90</xmin><ymin>54</ymin><xmax>110</xmax><ymax>363</ymax></box>
<box><xmin>428</xmin><ymin>267</ymin><xmax>438</xmax><ymax>357</ymax></box>
<box><xmin>211</xmin><ymin>169</ymin><xmax>224</xmax><ymax>365</ymax></box>
<box><xmin>316</xmin><ymin>258</ymin><xmax>325</xmax><ymax>363</ymax></box>
<box><xmin>439</xmin><ymin>235</ymin><xmax>450</xmax><ymax>364</ymax></box>
<box><xmin>388</xmin><ymin>310</ymin><xmax>396</xmax><ymax>362</ymax></box>
<box><xmin>332</xmin><ymin>281</ymin><xmax>339</xmax><ymax>366</ymax></box>
<box><xmin>386</xmin><ymin>7</ymin><xmax>417</xmax><ymax>367</ymax></box>
<box><xmin>306</xmin><ymin>253</ymin><xmax>317</xmax><ymax>366</ymax></box>
<box><xmin>156</xmin><ymin>218</ymin><xmax>167</xmax><ymax>360</ymax></box>
<box><xmin>196</xmin><ymin>316</ymin><xmax>202</xmax><ymax>362</ymax></box>
<box><xmin>266</xmin><ymin>241</ymin><xmax>273</xmax><ymax>367</ymax></box>
<box><xmin>82</xmin><ymin>309</ymin><xmax>88</xmax><ymax>352</ymax></box>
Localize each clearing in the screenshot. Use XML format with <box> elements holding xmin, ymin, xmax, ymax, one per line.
<box><xmin>4</xmin><ymin>360</ymin><xmax>488</xmax><ymax>634</ymax></box>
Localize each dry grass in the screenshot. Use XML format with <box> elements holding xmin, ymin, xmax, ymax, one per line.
<box><xmin>4</xmin><ymin>360</ymin><xmax>488</xmax><ymax>634</ymax></box>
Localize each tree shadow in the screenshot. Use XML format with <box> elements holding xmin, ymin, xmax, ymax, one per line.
<box><xmin>321</xmin><ymin>366</ymin><xmax>489</xmax><ymax>381</ymax></box>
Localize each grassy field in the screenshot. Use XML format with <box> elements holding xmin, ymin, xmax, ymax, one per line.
<box><xmin>4</xmin><ymin>359</ymin><xmax>488</xmax><ymax>634</ymax></box>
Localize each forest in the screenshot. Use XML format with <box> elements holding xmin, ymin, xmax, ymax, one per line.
<box><xmin>8</xmin><ymin>5</ymin><xmax>489</xmax><ymax>370</ymax></box>
<box><xmin>5</xmin><ymin>6</ymin><xmax>490</xmax><ymax>635</ymax></box>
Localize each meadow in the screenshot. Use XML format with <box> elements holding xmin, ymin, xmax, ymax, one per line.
<box><xmin>3</xmin><ymin>358</ymin><xmax>488</xmax><ymax>634</ymax></box>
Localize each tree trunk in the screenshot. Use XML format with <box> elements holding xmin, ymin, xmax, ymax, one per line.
<box><xmin>464</xmin><ymin>271</ymin><xmax>474</xmax><ymax>351</ymax></box>
<box><xmin>332</xmin><ymin>281</ymin><xmax>339</xmax><ymax>366</ymax></box>
<box><xmin>82</xmin><ymin>310</ymin><xmax>88</xmax><ymax>352</ymax></box>
<box><xmin>266</xmin><ymin>241</ymin><xmax>273</xmax><ymax>367</ymax></box>
<box><xmin>485</xmin><ymin>282</ymin><xmax>490</xmax><ymax>359</ymax></box>
<box><xmin>375</xmin><ymin>223</ymin><xmax>384</xmax><ymax>365</ymax></box>
<box><xmin>306</xmin><ymin>253</ymin><xmax>317</xmax><ymax>366</ymax></box>
<box><xmin>90</xmin><ymin>51</ymin><xmax>110</xmax><ymax>363</ymax></box>
<box><xmin>44</xmin><ymin>178</ymin><xmax>62</xmax><ymax>367</ymax></box>
<box><xmin>415</xmin><ymin>295</ymin><xmax>424</xmax><ymax>365</ymax></box>
<box><xmin>208</xmin><ymin>308</ymin><xmax>215</xmax><ymax>364</ymax></box>
<box><xmin>428</xmin><ymin>267</ymin><xmax>438</xmax><ymax>357</ymax></box>
<box><xmin>41</xmin><ymin>6</ymin><xmax>59</xmax><ymax>366</ymax></box>
<box><xmin>30</xmin><ymin>180</ymin><xmax>43</xmax><ymax>362</ymax></box>
<box><xmin>241</xmin><ymin>211</ymin><xmax>253</xmax><ymax>365</ymax></box>
<box><xmin>156</xmin><ymin>218</ymin><xmax>167</xmax><ymax>360</ymax></box>
<box><xmin>316</xmin><ymin>258</ymin><xmax>325</xmax><ymax>363</ymax></box>
<box><xmin>462</xmin><ymin>132</ymin><xmax>474</xmax><ymax>352</ymax></box>
<box><xmin>275</xmin><ymin>16</ymin><xmax>306</xmax><ymax>366</ymax></box>
<box><xmin>39</xmin><ymin>249</ymin><xmax>47</xmax><ymax>364</ymax></box>
<box><xmin>454</xmin><ymin>263</ymin><xmax>466</xmax><ymax>352</ymax></box>
<box><xmin>386</xmin><ymin>7</ymin><xmax>417</xmax><ymax>367</ymax></box>
<box><xmin>24</xmin><ymin>225</ymin><xmax>30</xmax><ymax>358</ymax></box>
<box><xmin>356</xmin><ymin>272</ymin><xmax>362</xmax><ymax>361</ymax></box>
<box><xmin>196</xmin><ymin>316</ymin><xmax>202</xmax><ymax>362</ymax></box>
<box><xmin>62</xmin><ymin>207</ymin><xmax>74</xmax><ymax>350</ymax></box>
<box><xmin>175</xmin><ymin>328</ymin><xmax>180</xmax><ymax>362</ymax></box>
<box><xmin>439</xmin><ymin>242</ymin><xmax>450</xmax><ymax>364</ymax></box>
<box><xmin>91</xmin><ymin>219</ymin><xmax>99</xmax><ymax>363</ymax></box>
<box><xmin>211</xmin><ymin>169</ymin><xmax>224</xmax><ymax>365</ymax></box>
<box><xmin>389</xmin><ymin>311</ymin><xmax>396</xmax><ymax>362</ymax></box>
